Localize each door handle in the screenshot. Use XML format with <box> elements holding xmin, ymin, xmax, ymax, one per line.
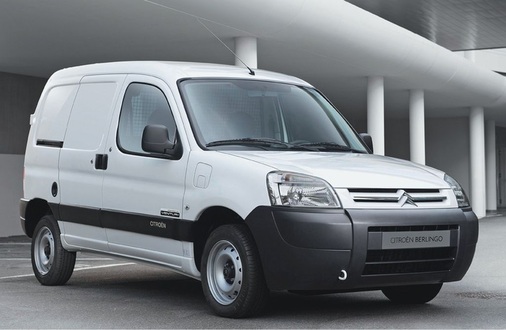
<box><xmin>95</xmin><ymin>154</ymin><xmax>108</xmax><ymax>170</ymax></box>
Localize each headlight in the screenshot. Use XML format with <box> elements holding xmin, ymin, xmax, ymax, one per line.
<box><xmin>444</xmin><ymin>174</ymin><xmax>470</xmax><ymax>208</ymax></box>
<box><xmin>267</xmin><ymin>172</ymin><xmax>341</xmax><ymax>208</ymax></box>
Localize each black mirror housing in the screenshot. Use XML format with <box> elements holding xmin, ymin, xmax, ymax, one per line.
<box><xmin>359</xmin><ymin>133</ymin><xmax>374</xmax><ymax>154</ymax></box>
<box><xmin>142</xmin><ymin>124</ymin><xmax>181</xmax><ymax>159</ymax></box>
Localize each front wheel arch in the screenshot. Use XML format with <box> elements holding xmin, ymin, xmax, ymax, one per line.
<box><xmin>192</xmin><ymin>207</ymin><xmax>245</xmax><ymax>272</ymax></box>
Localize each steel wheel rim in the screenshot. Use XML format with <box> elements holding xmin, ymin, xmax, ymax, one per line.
<box><xmin>206</xmin><ymin>240</ymin><xmax>243</xmax><ymax>305</ymax></box>
<box><xmin>34</xmin><ymin>226</ymin><xmax>55</xmax><ymax>275</ymax></box>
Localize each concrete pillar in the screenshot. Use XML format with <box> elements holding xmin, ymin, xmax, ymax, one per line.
<box><xmin>234</xmin><ymin>37</ymin><xmax>257</xmax><ymax>69</ymax></box>
<box><xmin>409</xmin><ymin>89</ymin><xmax>425</xmax><ymax>164</ymax></box>
<box><xmin>469</xmin><ymin>107</ymin><xmax>486</xmax><ymax>218</ymax></box>
<box><xmin>486</xmin><ymin>120</ymin><xmax>497</xmax><ymax>212</ymax></box>
<box><xmin>367</xmin><ymin>76</ymin><xmax>385</xmax><ymax>155</ymax></box>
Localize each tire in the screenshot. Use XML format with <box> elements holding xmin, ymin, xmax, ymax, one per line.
<box><xmin>201</xmin><ymin>224</ymin><xmax>269</xmax><ymax>318</ymax></box>
<box><xmin>382</xmin><ymin>283</ymin><xmax>443</xmax><ymax>304</ymax></box>
<box><xmin>31</xmin><ymin>215</ymin><xmax>76</xmax><ymax>286</ymax></box>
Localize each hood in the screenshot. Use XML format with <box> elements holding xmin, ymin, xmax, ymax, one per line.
<box><xmin>221</xmin><ymin>151</ymin><xmax>447</xmax><ymax>189</ymax></box>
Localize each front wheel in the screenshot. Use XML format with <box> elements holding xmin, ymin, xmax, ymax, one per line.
<box><xmin>31</xmin><ymin>215</ymin><xmax>76</xmax><ymax>285</ymax></box>
<box><xmin>382</xmin><ymin>283</ymin><xmax>443</xmax><ymax>304</ymax></box>
<box><xmin>201</xmin><ymin>224</ymin><xmax>269</xmax><ymax>318</ymax></box>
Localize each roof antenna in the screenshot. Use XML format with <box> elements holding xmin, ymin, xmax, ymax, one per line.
<box><xmin>143</xmin><ymin>1</ymin><xmax>255</xmax><ymax>75</ymax></box>
<box><xmin>197</xmin><ymin>18</ymin><xmax>255</xmax><ymax>76</ymax></box>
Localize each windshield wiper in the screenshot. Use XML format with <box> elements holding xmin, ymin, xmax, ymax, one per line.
<box><xmin>206</xmin><ymin>138</ymin><xmax>317</xmax><ymax>151</ymax></box>
<box><xmin>296</xmin><ymin>142</ymin><xmax>363</xmax><ymax>153</ymax></box>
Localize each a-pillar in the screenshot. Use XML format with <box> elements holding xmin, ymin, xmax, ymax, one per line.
<box><xmin>367</xmin><ymin>76</ymin><xmax>385</xmax><ymax>155</ymax></box>
<box><xmin>486</xmin><ymin>120</ymin><xmax>497</xmax><ymax>212</ymax></box>
<box><xmin>234</xmin><ymin>37</ymin><xmax>257</xmax><ymax>69</ymax></box>
<box><xmin>409</xmin><ymin>89</ymin><xmax>425</xmax><ymax>164</ymax></box>
<box><xmin>469</xmin><ymin>107</ymin><xmax>486</xmax><ymax>218</ymax></box>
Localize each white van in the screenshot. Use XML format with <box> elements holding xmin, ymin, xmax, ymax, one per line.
<box><xmin>20</xmin><ymin>61</ymin><xmax>478</xmax><ymax>318</ymax></box>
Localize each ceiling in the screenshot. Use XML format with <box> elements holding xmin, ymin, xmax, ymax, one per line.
<box><xmin>1</xmin><ymin>0</ymin><xmax>506</xmax><ymax>125</ymax></box>
<box><xmin>347</xmin><ymin>0</ymin><xmax>506</xmax><ymax>51</ymax></box>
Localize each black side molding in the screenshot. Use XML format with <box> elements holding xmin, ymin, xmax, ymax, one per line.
<box><xmin>53</xmin><ymin>203</ymin><xmax>195</xmax><ymax>242</ymax></box>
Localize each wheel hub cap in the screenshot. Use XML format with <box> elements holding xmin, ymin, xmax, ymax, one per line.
<box><xmin>33</xmin><ymin>226</ymin><xmax>55</xmax><ymax>275</ymax></box>
<box><xmin>207</xmin><ymin>240</ymin><xmax>243</xmax><ymax>305</ymax></box>
<box><xmin>223</xmin><ymin>261</ymin><xmax>235</xmax><ymax>284</ymax></box>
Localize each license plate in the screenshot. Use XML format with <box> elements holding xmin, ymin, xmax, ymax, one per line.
<box><xmin>381</xmin><ymin>230</ymin><xmax>451</xmax><ymax>250</ymax></box>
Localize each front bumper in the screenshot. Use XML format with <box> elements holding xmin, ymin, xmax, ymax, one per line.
<box><xmin>245</xmin><ymin>206</ymin><xmax>478</xmax><ymax>292</ymax></box>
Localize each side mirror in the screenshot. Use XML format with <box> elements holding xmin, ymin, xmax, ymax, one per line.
<box><xmin>359</xmin><ymin>133</ymin><xmax>373</xmax><ymax>154</ymax></box>
<box><xmin>142</xmin><ymin>124</ymin><xmax>181</xmax><ymax>159</ymax></box>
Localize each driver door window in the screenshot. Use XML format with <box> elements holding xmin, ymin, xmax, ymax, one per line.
<box><xmin>117</xmin><ymin>83</ymin><xmax>176</xmax><ymax>155</ymax></box>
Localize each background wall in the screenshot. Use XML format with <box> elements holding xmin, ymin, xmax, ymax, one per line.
<box><xmin>1</xmin><ymin>154</ymin><xmax>24</xmax><ymax>236</ymax></box>
<box><xmin>0</xmin><ymin>72</ymin><xmax>46</xmax><ymax>237</ymax></box>
<box><xmin>0</xmin><ymin>73</ymin><xmax>46</xmax><ymax>153</ymax></box>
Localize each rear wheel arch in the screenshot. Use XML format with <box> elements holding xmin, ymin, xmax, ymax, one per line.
<box><xmin>24</xmin><ymin>198</ymin><xmax>53</xmax><ymax>238</ymax></box>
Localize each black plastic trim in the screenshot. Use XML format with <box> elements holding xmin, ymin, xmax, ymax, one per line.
<box><xmin>101</xmin><ymin>209</ymin><xmax>195</xmax><ymax>241</ymax></box>
<box><xmin>245</xmin><ymin>206</ymin><xmax>353</xmax><ymax>291</ymax></box>
<box><xmin>245</xmin><ymin>206</ymin><xmax>478</xmax><ymax>292</ymax></box>
<box><xmin>54</xmin><ymin>204</ymin><xmax>195</xmax><ymax>242</ymax></box>
<box><xmin>59</xmin><ymin>204</ymin><xmax>101</xmax><ymax>227</ymax></box>
<box><xmin>48</xmin><ymin>202</ymin><xmax>60</xmax><ymax>220</ymax></box>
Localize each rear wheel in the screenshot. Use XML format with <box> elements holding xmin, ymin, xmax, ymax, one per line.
<box><xmin>201</xmin><ymin>224</ymin><xmax>269</xmax><ymax>318</ymax></box>
<box><xmin>31</xmin><ymin>215</ymin><xmax>76</xmax><ymax>285</ymax></box>
<box><xmin>382</xmin><ymin>283</ymin><xmax>443</xmax><ymax>304</ymax></box>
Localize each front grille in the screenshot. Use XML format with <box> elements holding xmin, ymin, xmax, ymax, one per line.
<box><xmin>347</xmin><ymin>188</ymin><xmax>447</xmax><ymax>208</ymax></box>
<box><xmin>363</xmin><ymin>225</ymin><xmax>459</xmax><ymax>276</ymax></box>
<box><xmin>363</xmin><ymin>247</ymin><xmax>457</xmax><ymax>275</ymax></box>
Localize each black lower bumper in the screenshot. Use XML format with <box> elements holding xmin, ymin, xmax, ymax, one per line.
<box><xmin>245</xmin><ymin>206</ymin><xmax>478</xmax><ymax>292</ymax></box>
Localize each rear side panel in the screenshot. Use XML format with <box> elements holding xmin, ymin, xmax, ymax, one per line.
<box><xmin>23</xmin><ymin>82</ymin><xmax>79</xmax><ymax>203</ymax></box>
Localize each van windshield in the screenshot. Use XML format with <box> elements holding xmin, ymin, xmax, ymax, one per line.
<box><xmin>179</xmin><ymin>79</ymin><xmax>368</xmax><ymax>153</ymax></box>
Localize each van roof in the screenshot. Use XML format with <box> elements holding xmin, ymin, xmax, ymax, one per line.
<box><xmin>49</xmin><ymin>61</ymin><xmax>312</xmax><ymax>86</ymax></box>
